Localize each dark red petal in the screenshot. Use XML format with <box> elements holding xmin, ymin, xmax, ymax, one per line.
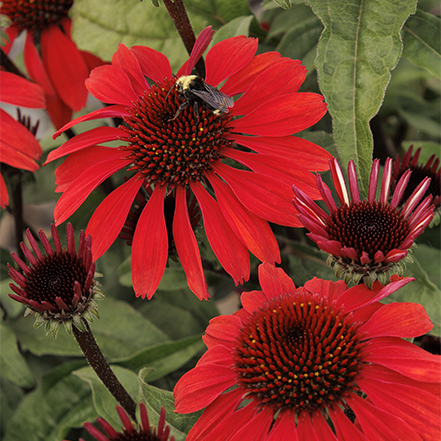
<box><xmin>53</xmin><ymin>151</ymin><xmax>130</xmax><ymax>225</ymax></box>
<box><xmin>213</xmin><ymin>162</ymin><xmax>301</xmax><ymax>226</ymax></box>
<box><xmin>0</xmin><ymin>72</ymin><xmax>45</xmax><ymax>108</ymax></box>
<box><xmin>173</xmin><ymin>186</ymin><xmax>210</xmax><ymax>300</ymax></box>
<box><xmin>40</xmin><ymin>25</ymin><xmax>89</xmax><ymax>111</ymax></box>
<box><xmin>184</xmin><ymin>26</ymin><xmax>214</xmax><ymax>75</ymax></box>
<box><xmin>358</xmin><ymin>302</ymin><xmax>433</xmax><ymax>338</ymax></box>
<box><xmin>131</xmin><ymin>46</ymin><xmax>172</xmax><ymax>83</ymax></box>
<box><xmin>131</xmin><ymin>185</ymin><xmax>168</xmax><ymax>299</ymax></box>
<box><xmin>208</xmin><ymin>173</ymin><xmax>280</xmax><ymax>263</ymax></box>
<box><xmin>191</xmin><ymin>181</ymin><xmax>250</xmax><ymax>284</ymax></box>
<box><xmin>45</xmin><ymin>126</ymin><xmax>123</xmax><ymax>163</ymax></box>
<box><xmin>86</xmin><ymin>175</ymin><xmax>143</xmax><ymax>259</ymax></box>
<box><xmin>112</xmin><ymin>44</ymin><xmax>149</xmax><ymax>96</ymax></box>
<box><xmin>205</xmin><ymin>36</ymin><xmax>258</xmax><ymax>86</ymax></box>
<box><xmin>232</xmin><ymin>93</ymin><xmax>327</xmax><ymax>136</ymax></box>
<box><xmin>85</xmin><ymin>65</ymin><xmax>138</xmax><ymax>105</ymax></box>
<box><xmin>258</xmin><ymin>262</ymin><xmax>296</xmax><ymax>300</ymax></box>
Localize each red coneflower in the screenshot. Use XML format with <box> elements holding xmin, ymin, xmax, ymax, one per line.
<box><xmin>80</xmin><ymin>404</ymin><xmax>174</xmax><ymax>441</ymax></box>
<box><xmin>174</xmin><ymin>262</ymin><xmax>440</xmax><ymax>441</ymax></box>
<box><xmin>292</xmin><ymin>157</ymin><xmax>434</xmax><ymax>287</ymax></box>
<box><xmin>8</xmin><ymin>223</ymin><xmax>102</xmax><ymax>336</ymax></box>
<box><xmin>46</xmin><ymin>27</ymin><xmax>331</xmax><ymax>300</ymax></box>
<box><xmin>1</xmin><ymin>0</ymin><xmax>105</xmax><ymax>129</ymax></box>
<box><xmin>393</xmin><ymin>145</ymin><xmax>441</xmax><ymax>227</ymax></box>
<box><xmin>0</xmin><ymin>71</ymin><xmax>45</xmax><ymax>208</ymax></box>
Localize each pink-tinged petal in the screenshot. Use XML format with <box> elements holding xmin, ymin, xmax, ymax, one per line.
<box><xmin>297</xmin><ymin>413</ymin><xmax>319</xmax><ymax>441</ymax></box>
<box><xmin>295</xmin><ymin>212</ymin><xmax>329</xmax><ymax>237</ymax></box>
<box><xmin>340</xmin><ymin>246</ymin><xmax>359</xmax><ymax>261</ymax></box>
<box><xmin>173</xmin><ymin>185</ymin><xmax>209</xmax><ymax>300</ymax></box>
<box><xmin>53</xmin><ymin>152</ymin><xmax>130</xmax><ymax>225</ymax></box>
<box><xmin>373</xmin><ymin>249</ymin><xmax>385</xmax><ymax>263</ymax></box>
<box><xmin>213</xmin><ymin>162</ymin><xmax>301</xmax><ymax>226</ymax></box>
<box><xmin>391</xmin><ymin>169</ymin><xmax>411</xmax><ymax>209</ymax></box>
<box><xmin>191</xmin><ymin>181</ymin><xmax>250</xmax><ymax>284</ymax></box>
<box><xmin>54</xmin><ymin>147</ymin><xmax>115</xmax><ymax>192</ymax></box>
<box><xmin>258</xmin><ymin>262</ymin><xmax>296</xmax><ymax>300</ymax></box>
<box><xmin>222</xmin><ymin>52</ymin><xmax>282</xmax><ymax>97</ymax></box>
<box><xmin>112</xmin><ymin>44</ymin><xmax>149</xmax><ymax>97</ymax></box>
<box><xmin>240</xmin><ymin>290</ymin><xmax>269</xmax><ymax>314</ymax></box>
<box><xmin>347</xmin><ymin>160</ymin><xmax>360</xmax><ymax>203</ymax></box>
<box><xmin>174</xmin><ymin>364</ymin><xmax>237</xmax><ymax>413</ymax></box>
<box><xmin>365</xmin><ymin>337</ymin><xmax>441</xmax><ymax>381</ymax></box>
<box><xmin>0</xmin><ymin>72</ymin><xmax>45</xmax><ymax>108</ymax></box>
<box><xmin>266</xmin><ymin>412</ymin><xmax>299</xmax><ymax>441</ymax></box>
<box><xmin>401</xmin><ymin>176</ymin><xmax>431</xmax><ymax>219</ymax></box>
<box><xmin>231</xmin><ymin>134</ymin><xmax>332</xmax><ymax>171</ymax></box>
<box><xmin>233</xmin><ymin>59</ymin><xmax>306</xmax><ymax>115</ymax></box>
<box><xmin>316</xmin><ymin>174</ymin><xmax>338</xmax><ymax>212</ymax></box>
<box><xmin>407</xmin><ymin>195</ymin><xmax>434</xmax><ymax>230</ymax></box>
<box><xmin>208</xmin><ymin>173</ymin><xmax>280</xmax><ymax>263</ymax></box>
<box><xmin>314</xmin><ymin>238</ymin><xmax>343</xmax><ymax>256</ymax></box>
<box><xmin>203</xmin><ymin>315</ymin><xmax>242</xmax><ymax>349</ymax></box>
<box><xmin>232</xmin><ymin>93</ymin><xmax>326</xmax><ymax>136</ymax></box>
<box><xmin>0</xmin><ymin>173</ymin><xmax>8</xmax><ymax>208</ymax></box>
<box><xmin>368</xmin><ymin>159</ymin><xmax>380</xmax><ymax>201</ymax></box>
<box><xmin>225</xmin><ymin>148</ymin><xmax>321</xmax><ymax>199</ymax></box>
<box><xmin>329</xmin><ymin>158</ymin><xmax>349</xmax><ymax>205</ymax></box>
<box><xmin>40</xmin><ymin>25</ymin><xmax>89</xmax><ymax>111</ymax></box>
<box><xmin>229</xmin><ymin>407</ymin><xmax>273</xmax><ymax>441</ymax></box>
<box><xmin>336</xmin><ymin>277</ymin><xmax>414</xmax><ymax>312</ymax></box>
<box><xmin>205</xmin><ymin>36</ymin><xmax>258</xmax><ymax>86</ymax></box>
<box><xmin>303</xmin><ymin>277</ymin><xmax>347</xmax><ymax>303</ymax></box>
<box><xmin>329</xmin><ymin>405</ymin><xmax>369</xmax><ymax>441</ymax></box>
<box><xmin>358</xmin><ymin>369</ymin><xmax>441</xmax><ymax>440</ymax></box>
<box><xmin>131</xmin><ymin>185</ymin><xmax>168</xmax><ymax>299</ymax></box>
<box><xmin>131</xmin><ymin>46</ymin><xmax>172</xmax><ymax>83</ymax></box>
<box><xmin>292</xmin><ymin>185</ymin><xmax>329</xmax><ymax>225</ymax></box>
<box><xmin>358</xmin><ymin>302</ymin><xmax>433</xmax><ymax>338</ymax></box>
<box><xmin>360</xmin><ymin>250</ymin><xmax>371</xmax><ymax>264</ymax></box>
<box><xmin>85</xmin><ymin>64</ymin><xmax>138</xmax><ymax>106</ymax></box>
<box><xmin>45</xmin><ymin>126</ymin><xmax>124</xmax><ymax>163</ymax></box>
<box><xmin>184</xmin><ymin>389</ymin><xmax>245</xmax><ymax>441</ymax></box>
<box><xmin>383</xmin><ymin>249</ymin><xmax>408</xmax><ymax>263</ymax></box>
<box><xmin>52</xmin><ymin>105</ymin><xmax>129</xmax><ymax>139</ymax></box>
<box><xmin>87</xmin><ymin>175</ymin><xmax>143</xmax><ymax>259</ymax></box>
<box><xmin>184</xmin><ymin>26</ymin><xmax>214</xmax><ymax>75</ymax></box>
<box><xmin>380</xmin><ymin>157</ymin><xmax>392</xmax><ymax>204</ymax></box>
<box><xmin>349</xmin><ymin>392</ymin><xmax>423</xmax><ymax>441</ymax></box>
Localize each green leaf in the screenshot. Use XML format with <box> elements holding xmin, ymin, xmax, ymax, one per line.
<box><xmin>74</xmin><ymin>365</ymin><xmax>140</xmax><ymax>429</ymax></box>
<box><xmin>114</xmin><ymin>335</ymin><xmax>205</xmax><ymax>381</ymax></box>
<box><xmin>272</xmin><ymin>0</ymin><xmax>293</xmax><ymax>9</ymax></box>
<box><xmin>9</xmin><ymin>297</ymin><xmax>169</xmax><ymax>358</ymax></box>
<box><xmin>306</xmin><ymin>0</ymin><xmax>417</xmax><ymax>196</ymax></box>
<box><xmin>383</xmin><ymin>244</ymin><xmax>441</xmax><ymax>336</ymax></box>
<box><xmin>0</xmin><ymin>323</ymin><xmax>34</xmax><ymax>388</ymax></box>
<box><xmin>210</xmin><ymin>15</ymin><xmax>253</xmax><ymax>46</ymax></box>
<box><xmin>0</xmin><ymin>378</ymin><xmax>24</xmax><ymax>434</ymax></box>
<box><xmin>402</xmin><ymin>9</ymin><xmax>441</xmax><ymax>79</ymax></box>
<box><xmin>139</xmin><ymin>370</ymin><xmax>202</xmax><ymax>440</ymax></box>
<box><xmin>2</xmin><ymin>369</ymin><xmax>95</xmax><ymax>441</ymax></box>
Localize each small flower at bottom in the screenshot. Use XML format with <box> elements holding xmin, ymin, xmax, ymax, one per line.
<box><xmin>81</xmin><ymin>403</ymin><xmax>174</xmax><ymax>441</ymax></box>
<box><xmin>8</xmin><ymin>223</ymin><xmax>103</xmax><ymax>337</ymax></box>
<box><xmin>174</xmin><ymin>262</ymin><xmax>441</xmax><ymax>441</ymax></box>
<box><xmin>393</xmin><ymin>145</ymin><xmax>441</xmax><ymax>227</ymax></box>
<box><xmin>292</xmin><ymin>157</ymin><xmax>435</xmax><ymax>287</ymax></box>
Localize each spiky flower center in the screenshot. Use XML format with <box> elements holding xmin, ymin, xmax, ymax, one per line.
<box><xmin>119</xmin><ymin>79</ymin><xmax>232</xmax><ymax>186</ymax></box>
<box><xmin>327</xmin><ymin>200</ymin><xmax>410</xmax><ymax>261</ymax></box>
<box><xmin>1</xmin><ymin>0</ymin><xmax>73</xmax><ymax>32</ymax></box>
<box><xmin>25</xmin><ymin>252</ymin><xmax>87</xmax><ymax>308</ymax></box>
<box><xmin>233</xmin><ymin>291</ymin><xmax>365</xmax><ymax>413</ymax></box>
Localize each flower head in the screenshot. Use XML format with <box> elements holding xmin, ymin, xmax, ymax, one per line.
<box><xmin>0</xmin><ymin>71</ymin><xmax>45</xmax><ymax>207</ymax></box>
<box><xmin>174</xmin><ymin>262</ymin><xmax>440</xmax><ymax>440</ymax></box>
<box><xmin>46</xmin><ymin>27</ymin><xmax>331</xmax><ymax>300</ymax></box>
<box><xmin>82</xmin><ymin>403</ymin><xmax>174</xmax><ymax>441</ymax></box>
<box><xmin>1</xmin><ymin>0</ymin><xmax>106</xmax><ymax>128</ymax></box>
<box><xmin>8</xmin><ymin>223</ymin><xmax>102</xmax><ymax>336</ymax></box>
<box><xmin>393</xmin><ymin>145</ymin><xmax>441</xmax><ymax>227</ymax></box>
<box><xmin>292</xmin><ymin>158</ymin><xmax>435</xmax><ymax>287</ymax></box>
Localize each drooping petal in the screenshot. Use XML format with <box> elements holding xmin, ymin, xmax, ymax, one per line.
<box><xmin>173</xmin><ymin>185</ymin><xmax>209</xmax><ymax>300</ymax></box>
<box><xmin>87</xmin><ymin>175</ymin><xmax>143</xmax><ymax>259</ymax></box>
<box><xmin>0</xmin><ymin>142</ymin><xmax>39</xmax><ymax>171</ymax></box>
<box><xmin>191</xmin><ymin>181</ymin><xmax>250</xmax><ymax>284</ymax></box>
<box><xmin>184</xmin><ymin>26</ymin><xmax>215</xmax><ymax>76</ymax></box>
<box><xmin>131</xmin><ymin>185</ymin><xmax>168</xmax><ymax>299</ymax></box>
<box><xmin>131</xmin><ymin>46</ymin><xmax>173</xmax><ymax>83</ymax></box>
<box><xmin>40</xmin><ymin>25</ymin><xmax>89</xmax><ymax>111</ymax></box>
<box><xmin>0</xmin><ymin>173</ymin><xmax>9</xmax><ymax>208</ymax></box>
<box><xmin>0</xmin><ymin>71</ymin><xmax>45</xmax><ymax>108</ymax></box>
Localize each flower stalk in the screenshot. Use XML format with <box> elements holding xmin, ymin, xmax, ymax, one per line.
<box><xmin>72</xmin><ymin>318</ymin><xmax>137</xmax><ymax>422</ymax></box>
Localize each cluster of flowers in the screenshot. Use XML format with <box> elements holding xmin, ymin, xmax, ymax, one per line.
<box><xmin>2</xmin><ymin>1</ymin><xmax>440</xmax><ymax>440</ymax></box>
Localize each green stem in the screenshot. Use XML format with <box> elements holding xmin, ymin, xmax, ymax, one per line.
<box><xmin>72</xmin><ymin>319</ymin><xmax>137</xmax><ymax>422</ymax></box>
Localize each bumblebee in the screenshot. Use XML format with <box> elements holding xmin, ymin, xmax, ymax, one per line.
<box><xmin>169</xmin><ymin>75</ymin><xmax>234</xmax><ymax>121</ymax></box>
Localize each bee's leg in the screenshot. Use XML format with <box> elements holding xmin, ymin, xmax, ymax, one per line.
<box><xmin>168</xmin><ymin>102</ymin><xmax>188</xmax><ymax>121</ymax></box>
<box><xmin>193</xmin><ymin>101</ymin><xmax>199</xmax><ymax>124</ymax></box>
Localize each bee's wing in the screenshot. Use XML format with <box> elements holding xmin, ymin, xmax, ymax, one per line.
<box><xmin>192</xmin><ymin>84</ymin><xmax>234</xmax><ymax>113</ymax></box>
